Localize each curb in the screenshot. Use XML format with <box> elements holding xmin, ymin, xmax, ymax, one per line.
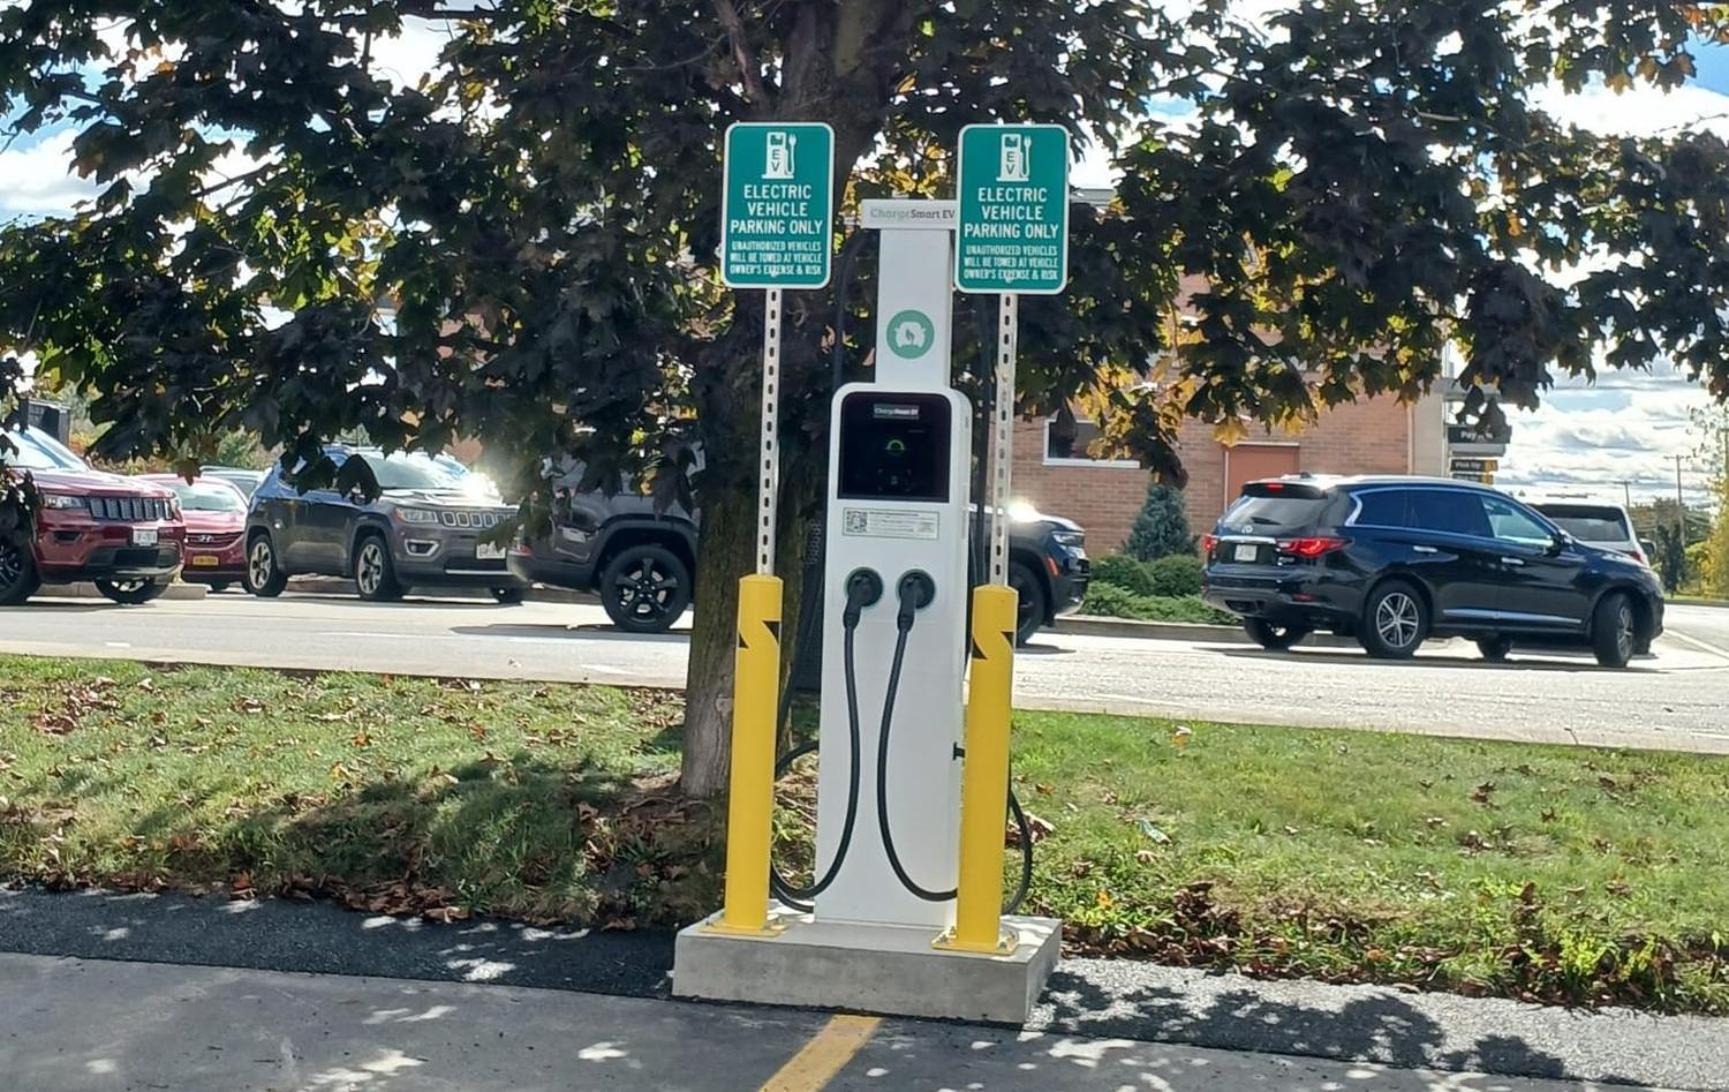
<box><xmin>1671</xmin><ymin>596</ymin><xmax>1729</xmax><ymax>610</ymax></box>
<box><xmin>286</xmin><ymin>577</ymin><xmax>597</xmax><ymax>605</ymax></box>
<box><xmin>1053</xmin><ymin>614</ymin><xmax>1359</xmax><ymax>649</ymax></box>
<box><xmin>40</xmin><ymin>582</ymin><xmax>208</xmax><ymax>602</ymax></box>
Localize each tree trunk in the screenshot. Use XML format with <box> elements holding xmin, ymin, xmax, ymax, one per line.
<box><xmin>679</xmin><ymin>487</ymin><xmax>758</xmax><ymax>798</ymax></box>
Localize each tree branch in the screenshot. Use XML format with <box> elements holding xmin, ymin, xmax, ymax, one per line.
<box><xmin>709</xmin><ymin>0</ymin><xmax>769</xmax><ymax>107</ymax></box>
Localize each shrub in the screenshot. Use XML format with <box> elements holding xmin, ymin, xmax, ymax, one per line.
<box><xmin>1079</xmin><ymin>584</ymin><xmax>1235</xmax><ymax>625</ymax></box>
<box><xmin>1125</xmin><ymin>482</ymin><xmax>1194</xmax><ymax>561</ymax></box>
<box><xmin>1080</xmin><ymin>582</ymin><xmax>1149</xmax><ymax>619</ymax></box>
<box><xmin>1147</xmin><ymin>554</ymin><xmax>1203</xmax><ymax>597</ymax></box>
<box><xmin>1091</xmin><ymin>554</ymin><xmax>1158</xmax><ymax>597</ymax></box>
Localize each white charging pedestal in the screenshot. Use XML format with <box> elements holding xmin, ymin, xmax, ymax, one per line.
<box><xmin>674</xmin><ymin>199</ymin><xmax>1060</xmax><ymax>1024</ymax></box>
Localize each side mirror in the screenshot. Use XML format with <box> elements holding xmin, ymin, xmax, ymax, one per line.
<box><xmin>1547</xmin><ymin>532</ymin><xmax>1569</xmax><ymax>556</ymax></box>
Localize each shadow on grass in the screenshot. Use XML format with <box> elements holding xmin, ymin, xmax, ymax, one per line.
<box><xmin>12</xmin><ymin>753</ymin><xmax>724</xmax><ymax>928</ymax></box>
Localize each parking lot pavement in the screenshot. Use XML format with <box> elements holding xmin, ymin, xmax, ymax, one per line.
<box><xmin>0</xmin><ymin>951</ymin><xmax>1672</xmax><ymax>1092</ymax></box>
<box><xmin>3</xmin><ymin>591</ymin><xmax>1728</xmax><ymax>754</ymax></box>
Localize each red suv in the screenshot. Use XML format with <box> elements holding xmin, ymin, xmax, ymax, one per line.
<box><xmin>1</xmin><ymin>427</ymin><xmax>186</xmax><ymax>605</ymax></box>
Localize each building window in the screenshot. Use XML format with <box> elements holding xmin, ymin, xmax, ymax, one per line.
<box><xmin>1042</xmin><ymin>418</ymin><xmax>1141</xmax><ymax>468</ymax></box>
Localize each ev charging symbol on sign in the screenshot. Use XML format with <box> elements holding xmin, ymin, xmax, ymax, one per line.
<box><xmin>954</xmin><ymin>124</ymin><xmax>1070</xmax><ymax>294</ymax></box>
<box><xmin>886</xmin><ymin>310</ymin><xmax>935</xmax><ymax>359</ymax></box>
<box><xmin>721</xmin><ymin>122</ymin><xmax>835</xmax><ymax>289</ymax></box>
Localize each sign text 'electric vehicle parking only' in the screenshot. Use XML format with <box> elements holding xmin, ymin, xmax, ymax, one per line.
<box><xmin>721</xmin><ymin>122</ymin><xmax>835</xmax><ymax>289</ymax></box>
<box><xmin>954</xmin><ymin>124</ymin><xmax>1069</xmax><ymax>294</ymax></box>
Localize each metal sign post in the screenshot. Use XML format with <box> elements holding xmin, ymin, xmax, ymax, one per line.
<box><xmin>713</xmin><ymin>122</ymin><xmax>834</xmax><ymax>936</ymax></box>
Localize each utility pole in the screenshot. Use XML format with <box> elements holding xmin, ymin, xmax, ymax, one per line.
<box><xmin>1675</xmin><ymin>453</ymin><xmax>1687</xmax><ymax>544</ymax></box>
<box><xmin>1620</xmin><ymin>479</ymin><xmax>1632</xmax><ymax>510</ymax></box>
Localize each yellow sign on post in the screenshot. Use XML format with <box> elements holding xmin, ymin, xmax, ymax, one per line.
<box><xmin>937</xmin><ymin>582</ymin><xmax>1020</xmax><ymax>955</ymax></box>
<box><xmin>711</xmin><ymin>572</ymin><xmax>784</xmax><ymax>936</ymax></box>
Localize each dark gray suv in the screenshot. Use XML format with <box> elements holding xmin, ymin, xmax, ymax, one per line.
<box><xmin>244</xmin><ymin>446</ymin><xmax>528</xmax><ymax>603</ymax></box>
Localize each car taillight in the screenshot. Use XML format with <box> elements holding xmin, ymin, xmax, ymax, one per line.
<box><xmin>1200</xmin><ymin>533</ymin><xmax>1218</xmax><ymax>555</ymax></box>
<box><xmin>1629</xmin><ymin>549</ymin><xmax>1646</xmax><ymax>565</ymax></box>
<box><xmin>1278</xmin><ymin>536</ymin><xmax>1348</xmax><ymax>559</ymax></box>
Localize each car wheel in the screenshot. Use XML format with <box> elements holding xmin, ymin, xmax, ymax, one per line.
<box><xmin>1359</xmin><ymin>580</ymin><xmax>1428</xmax><ymax>660</ymax></box>
<box><xmin>354</xmin><ymin>534</ymin><xmax>406</xmax><ymax>602</ymax></box>
<box><xmin>1592</xmin><ymin>592</ymin><xmax>1637</xmax><ymax>669</ymax></box>
<box><xmin>1476</xmin><ymin>636</ymin><xmax>1513</xmax><ymax>662</ymax></box>
<box><xmin>490</xmin><ymin>586</ymin><xmax>525</xmax><ymax>605</ymax></box>
<box><xmin>0</xmin><ymin>536</ymin><xmax>40</xmax><ymax>605</ymax></box>
<box><xmin>600</xmin><ymin>544</ymin><xmax>691</xmax><ymax>633</ymax></box>
<box><xmin>244</xmin><ymin>534</ymin><xmax>289</xmax><ymax>598</ymax></box>
<box><xmin>1007</xmin><ymin>560</ymin><xmax>1047</xmax><ymax>646</ymax></box>
<box><xmin>94</xmin><ymin>578</ymin><xmax>167</xmax><ymax>605</ymax></box>
<box><xmin>209</xmin><ymin>581</ymin><xmax>233</xmax><ymax>594</ymax></box>
<box><xmin>1244</xmin><ymin>618</ymin><xmax>1310</xmax><ymax>651</ymax></box>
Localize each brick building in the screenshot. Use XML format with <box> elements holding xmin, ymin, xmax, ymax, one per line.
<box><xmin>1013</xmin><ymin>391</ymin><xmax>1447</xmax><ymax>553</ymax></box>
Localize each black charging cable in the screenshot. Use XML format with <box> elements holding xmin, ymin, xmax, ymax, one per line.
<box><xmin>769</xmin><ymin>569</ymin><xmax>881</xmax><ymax>910</ymax></box>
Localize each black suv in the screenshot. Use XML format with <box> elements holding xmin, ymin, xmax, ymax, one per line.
<box><xmin>510</xmin><ymin>463</ymin><xmax>1088</xmax><ymax>641</ymax></box>
<box><xmin>245</xmin><ymin>447</ymin><xmax>528</xmax><ymax>602</ymax></box>
<box><xmin>1202</xmin><ymin>476</ymin><xmax>1664</xmax><ymax>668</ymax></box>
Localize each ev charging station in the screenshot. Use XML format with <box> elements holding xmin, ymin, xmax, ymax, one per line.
<box><xmin>675</xmin><ymin>123</ymin><xmax>1070</xmax><ymax>1024</ymax></box>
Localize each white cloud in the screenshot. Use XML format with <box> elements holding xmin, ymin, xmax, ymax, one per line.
<box><xmin>0</xmin><ymin>130</ymin><xmax>100</xmax><ymax>218</ymax></box>
<box><xmin>368</xmin><ymin>17</ymin><xmax>455</xmax><ymax>90</ymax></box>
<box><xmin>1530</xmin><ymin>79</ymin><xmax>1729</xmax><ymax>140</ymax></box>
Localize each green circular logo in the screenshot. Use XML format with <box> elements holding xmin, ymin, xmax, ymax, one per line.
<box><xmin>886</xmin><ymin>310</ymin><xmax>936</xmax><ymax>360</ymax></box>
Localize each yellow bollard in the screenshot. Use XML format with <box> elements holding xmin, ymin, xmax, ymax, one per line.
<box><xmin>709</xmin><ymin>573</ymin><xmax>785</xmax><ymax>936</ymax></box>
<box><xmin>936</xmin><ymin>583</ymin><xmax>1019</xmax><ymax>955</ymax></box>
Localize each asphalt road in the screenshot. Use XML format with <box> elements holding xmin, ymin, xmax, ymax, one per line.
<box><xmin>3</xmin><ymin>888</ymin><xmax>1721</xmax><ymax>1090</ymax></box>
<box><xmin>4</xmin><ymin>590</ymin><xmax>1729</xmax><ymax>754</ymax></box>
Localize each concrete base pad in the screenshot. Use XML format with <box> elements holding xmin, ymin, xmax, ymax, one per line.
<box><xmin>672</xmin><ymin>906</ymin><xmax>1061</xmax><ymax>1025</ymax></box>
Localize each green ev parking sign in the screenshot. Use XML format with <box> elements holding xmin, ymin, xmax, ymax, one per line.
<box><xmin>721</xmin><ymin>122</ymin><xmax>835</xmax><ymax>289</ymax></box>
<box><xmin>954</xmin><ymin>124</ymin><xmax>1070</xmax><ymax>294</ymax></box>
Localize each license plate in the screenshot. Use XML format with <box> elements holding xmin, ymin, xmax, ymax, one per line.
<box><xmin>476</xmin><ymin>542</ymin><xmax>507</xmax><ymax>561</ymax></box>
<box><xmin>132</xmin><ymin>528</ymin><xmax>159</xmax><ymax>547</ymax></box>
<box><xmin>1233</xmin><ymin>543</ymin><xmax>1259</xmax><ymax>562</ymax></box>
<box><xmin>191</xmin><ymin>555</ymin><xmax>219</xmax><ymax>567</ymax></box>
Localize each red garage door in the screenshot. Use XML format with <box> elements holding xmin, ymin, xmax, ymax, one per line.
<box><xmin>1222</xmin><ymin>444</ymin><xmax>1300</xmax><ymax>514</ymax></box>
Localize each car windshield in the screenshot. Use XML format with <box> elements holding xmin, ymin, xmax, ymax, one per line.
<box><xmin>3</xmin><ymin>427</ymin><xmax>87</xmax><ymax>472</ymax></box>
<box><xmin>168</xmin><ymin>481</ymin><xmax>246</xmax><ymax>512</ymax></box>
<box><xmin>1538</xmin><ymin>505</ymin><xmax>1631</xmax><ymax>543</ymax></box>
<box><xmin>361</xmin><ymin>453</ymin><xmax>468</xmax><ymax>492</ymax></box>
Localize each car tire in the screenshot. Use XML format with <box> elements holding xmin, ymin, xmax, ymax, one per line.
<box><xmin>1007</xmin><ymin>560</ymin><xmax>1047</xmax><ymax>646</ymax></box>
<box><xmin>0</xmin><ymin>536</ymin><xmax>40</xmax><ymax>605</ymax></box>
<box><xmin>1591</xmin><ymin>592</ymin><xmax>1637</xmax><ymax>669</ymax></box>
<box><xmin>600</xmin><ymin>544</ymin><xmax>691</xmax><ymax>633</ymax></box>
<box><xmin>1476</xmin><ymin>636</ymin><xmax>1513</xmax><ymax>662</ymax></box>
<box><xmin>94</xmin><ymin>578</ymin><xmax>167</xmax><ymax>605</ymax></box>
<box><xmin>353</xmin><ymin>533</ymin><xmax>406</xmax><ymax>602</ymax></box>
<box><xmin>1244</xmin><ymin>618</ymin><xmax>1310</xmax><ymax>651</ymax></box>
<box><xmin>1359</xmin><ymin>580</ymin><xmax>1428</xmax><ymax>660</ymax></box>
<box><xmin>490</xmin><ymin>586</ymin><xmax>525</xmax><ymax>605</ymax></box>
<box><xmin>245</xmin><ymin>534</ymin><xmax>289</xmax><ymax>598</ymax></box>
<box><xmin>209</xmin><ymin>581</ymin><xmax>233</xmax><ymax>594</ymax></box>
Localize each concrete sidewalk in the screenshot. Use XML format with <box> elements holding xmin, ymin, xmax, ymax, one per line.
<box><xmin>0</xmin><ymin>952</ymin><xmax>1661</xmax><ymax>1091</ymax></box>
<box><xmin>2</xmin><ymin>888</ymin><xmax>1726</xmax><ymax>1089</ymax></box>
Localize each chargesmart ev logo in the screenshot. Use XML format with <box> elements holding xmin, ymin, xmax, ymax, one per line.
<box><xmin>886</xmin><ymin>309</ymin><xmax>935</xmax><ymax>359</ymax></box>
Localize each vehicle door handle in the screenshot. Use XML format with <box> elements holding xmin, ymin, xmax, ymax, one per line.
<box><xmin>1501</xmin><ymin>557</ymin><xmax>1525</xmax><ymax>567</ymax></box>
<box><xmin>1412</xmin><ymin>545</ymin><xmax>1438</xmax><ymax>554</ymax></box>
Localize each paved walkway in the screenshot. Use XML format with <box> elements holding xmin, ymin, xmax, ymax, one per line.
<box><xmin>2</xmin><ymin>889</ymin><xmax>1727</xmax><ymax>1090</ymax></box>
<box><xmin>0</xmin><ymin>953</ymin><xmax>1658</xmax><ymax>1091</ymax></box>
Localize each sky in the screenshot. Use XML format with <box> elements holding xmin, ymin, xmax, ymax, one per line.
<box><xmin>0</xmin><ymin>9</ymin><xmax>1724</xmax><ymax>504</ymax></box>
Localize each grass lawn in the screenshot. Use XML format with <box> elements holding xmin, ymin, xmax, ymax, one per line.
<box><xmin>0</xmin><ymin>654</ymin><xmax>1725</xmax><ymax>1013</ymax></box>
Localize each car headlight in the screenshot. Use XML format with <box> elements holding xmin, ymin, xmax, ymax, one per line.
<box><xmin>40</xmin><ymin>493</ymin><xmax>85</xmax><ymax>510</ymax></box>
<box><xmin>1052</xmin><ymin>530</ymin><xmax>1085</xmax><ymax>549</ymax></box>
<box><xmin>395</xmin><ymin>507</ymin><xmax>439</xmax><ymax>524</ymax></box>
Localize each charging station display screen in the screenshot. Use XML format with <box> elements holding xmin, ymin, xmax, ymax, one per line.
<box><xmin>837</xmin><ymin>392</ymin><xmax>951</xmax><ymax>502</ymax></box>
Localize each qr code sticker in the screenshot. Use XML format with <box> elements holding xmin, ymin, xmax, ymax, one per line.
<box><xmin>843</xmin><ymin>510</ymin><xmax>869</xmax><ymax>534</ymax></box>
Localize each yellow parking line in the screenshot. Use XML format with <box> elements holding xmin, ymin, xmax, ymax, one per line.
<box><xmin>760</xmin><ymin>1014</ymin><xmax>881</xmax><ymax>1092</ymax></box>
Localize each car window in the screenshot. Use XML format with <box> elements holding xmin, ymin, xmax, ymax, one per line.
<box><xmin>1352</xmin><ymin>490</ymin><xmax>1409</xmax><ymax>527</ymax></box>
<box><xmin>1537</xmin><ymin>505</ymin><xmax>1631</xmax><ymax>543</ymax></box>
<box><xmin>168</xmin><ymin>481</ymin><xmax>246</xmax><ymax>512</ymax></box>
<box><xmin>3</xmin><ymin>427</ymin><xmax>87</xmax><ymax>472</ymax></box>
<box><xmin>1409</xmin><ymin>489</ymin><xmax>1493</xmax><ymax>538</ymax></box>
<box><xmin>1219</xmin><ymin>494</ymin><xmax>1328</xmax><ymax>532</ymax></box>
<box><xmin>1482</xmin><ymin>494</ymin><xmax>1555</xmax><ymax>547</ymax></box>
